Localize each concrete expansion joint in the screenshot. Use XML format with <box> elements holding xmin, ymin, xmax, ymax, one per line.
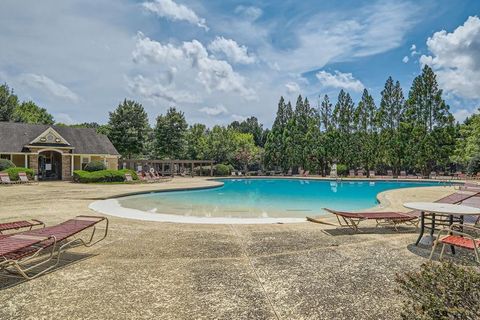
<box><xmin>228</xmin><ymin>225</ymin><xmax>281</xmax><ymax>320</ymax></box>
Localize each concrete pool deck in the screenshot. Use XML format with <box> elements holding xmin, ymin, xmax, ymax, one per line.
<box><xmin>0</xmin><ymin>177</ymin><xmax>460</xmax><ymax>319</ymax></box>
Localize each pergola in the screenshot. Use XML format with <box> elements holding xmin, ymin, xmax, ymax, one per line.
<box><xmin>121</xmin><ymin>159</ymin><xmax>215</xmax><ymax>176</ymax></box>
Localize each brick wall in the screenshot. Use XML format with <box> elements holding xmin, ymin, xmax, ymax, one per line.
<box><xmin>62</xmin><ymin>155</ymin><xmax>72</xmax><ymax>181</ymax></box>
<box><xmin>29</xmin><ymin>155</ymin><xmax>38</xmax><ymax>176</ymax></box>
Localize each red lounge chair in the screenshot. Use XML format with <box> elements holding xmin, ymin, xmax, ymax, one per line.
<box><xmin>317</xmin><ymin>192</ymin><xmax>479</xmax><ymax>232</ymax></box>
<box><xmin>0</xmin><ymin>216</ymin><xmax>108</xmax><ymax>279</ymax></box>
<box><xmin>321</xmin><ymin>208</ymin><xmax>418</xmax><ymax>231</ymax></box>
<box><xmin>429</xmin><ymin>223</ymin><xmax>480</xmax><ymax>264</ymax></box>
<box><xmin>0</xmin><ymin>219</ymin><xmax>44</xmax><ymax>234</ymax></box>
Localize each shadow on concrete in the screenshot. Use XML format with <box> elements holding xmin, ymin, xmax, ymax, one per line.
<box><xmin>0</xmin><ymin>252</ymin><xmax>95</xmax><ymax>290</ymax></box>
<box><xmin>322</xmin><ymin>226</ymin><xmax>417</xmax><ymax>236</ymax></box>
<box><xmin>406</xmin><ymin>243</ymin><xmax>478</xmax><ymax>266</ymax></box>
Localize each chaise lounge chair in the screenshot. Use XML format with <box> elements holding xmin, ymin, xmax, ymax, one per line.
<box><xmin>0</xmin><ymin>215</ymin><xmax>108</xmax><ymax>279</ymax></box>
<box><xmin>320</xmin><ymin>208</ymin><xmax>419</xmax><ymax>231</ymax></box>
<box><xmin>124</xmin><ymin>173</ymin><xmax>134</xmax><ymax>182</ymax></box>
<box><xmin>314</xmin><ymin>191</ymin><xmax>479</xmax><ymax>232</ymax></box>
<box><xmin>0</xmin><ymin>219</ymin><xmax>44</xmax><ymax>235</ymax></box>
<box><xmin>348</xmin><ymin>170</ymin><xmax>355</xmax><ymax>178</ymax></box>
<box><xmin>0</xmin><ymin>172</ymin><xmax>18</xmax><ymax>185</ymax></box>
<box><xmin>18</xmin><ymin>172</ymin><xmax>33</xmax><ymax>184</ymax></box>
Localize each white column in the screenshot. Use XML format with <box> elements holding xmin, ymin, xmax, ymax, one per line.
<box><xmin>24</xmin><ymin>154</ymin><xmax>28</xmax><ymax>168</ymax></box>
<box><xmin>71</xmin><ymin>155</ymin><xmax>74</xmax><ymax>175</ymax></box>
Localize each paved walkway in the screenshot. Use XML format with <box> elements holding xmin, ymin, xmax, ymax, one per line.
<box><xmin>0</xmin><ymin>178</ymin><xmax>456</xmax><ymax>319</ymax></box>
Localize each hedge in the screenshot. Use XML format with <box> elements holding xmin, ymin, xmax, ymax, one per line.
<box><xmin>396</xmin><ymin>262</ymin><xmax>480</xmax><ymax>319</ymax></box>
<box><xmin>73</xmin><ymin>169</ymin><xmax>138</xmax><ymax>183</ymax></box>
<box><xmin>0</xmin><ymin>159</ymin><xmax>15</xmax><ymax>171</ymax></box>
<box><xmin>84</xmin><ymin>160</ymin><xmax>107</xmax><ymax>172</ymax></box>
<box><xmin>215</xmin><ymin>164</ymin><xmax>234</xmax><ymax>176</ymax></box>
<box><xmin>1</xmin><ymin>167</ymin><xmax>34</xmax><ymax>181</ymax></box>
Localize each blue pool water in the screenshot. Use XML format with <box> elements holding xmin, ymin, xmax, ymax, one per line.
<box><xmin>117</xmin><ymin>178</ymin><xmax>447</xmax><ymax>219</ymax></box>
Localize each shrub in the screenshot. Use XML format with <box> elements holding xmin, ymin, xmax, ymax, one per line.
<box><xmin>83</xmin><ymin>160</ymin><xmax>107</xmax><ymax>172</ymax></box>
<box><xmin>73</xmin><ymin>169</ymin><xmax>138</xmax><ymax>183</ymax></box>
<box><xmin>396</xmin><ymin>262</ymin><xmax>480</xmax><ymax>319</ymax></box>
<box><xmin>215</xmin><ymin>164</ymin><xmax>234</xmax><ymax>176</ymax></box>
<box><xmin>335</xmin><ymin>164</ymin><xmax>348</xmax><ymax>176</ymax></box>
<box><xmin>467</xmin><ymin>154</ymin><xmax>480</xmax><ymax>176</ymax></box>
<box><xmin>0</xmin><ymin>159</ymin><xmax>15</xmax><ymax>171</ymax></box>
<box><xmin>1</xmin><ymin>167</ymin><xmax>34</xmax><ymax>181</ymax></box>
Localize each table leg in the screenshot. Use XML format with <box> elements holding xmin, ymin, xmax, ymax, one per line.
<box><xmin>430</xmin><ymin>212</ymin><xmax>436</xmax><ymax>237</ymax></box>
<box><xmin>415</xmin><ymin>211</ymin><xmax>425</xmax><ymax>246</ymax></box>
<box><xmin>448</xmin><ymin>214</ymin><xmax>455</xmax><ymax>255</ymax></box>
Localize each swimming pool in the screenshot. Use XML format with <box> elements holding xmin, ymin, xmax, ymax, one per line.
<box><xmin>91</xmin><ymin>179</ymin><xmax>447</xmax><ymax>223</ymax></box>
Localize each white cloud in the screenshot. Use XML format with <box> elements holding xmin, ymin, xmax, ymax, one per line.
<box><xmin>234</xmin><ymin>5</ymin><xmax>262</xmax><ymax>21</ymax></box>
<box><xmin>316</xmin><ymin>70</ymin><xmax>364</xmax><ymax>92</ymax></box>
<box><xmin>420</xmin><ymin>16</ymin><xmax>480</xmax><ymax>99</ymax></box>
<box><xmin>410</xmin><ymin>43</ymin><xmax>419</xmax><ymax>56</ymax></box>
<box><xmin>268</xmin><ymin>0</ymin><xmax>420</xmax><ymax>72</ymax></box>
<box><xmin>453</xmin><ymin>108</ymin><xmax>474</xmax><ymax>123</ymax></box>
<box><xmin>285</xmin><ymin>81</ymin><xmax>300</xmax><ymax>94</ymax></box>
<box><xmin>18</xmin><ymin>73</ymin><xmax>79</xmax><ymax>102</ymax></box>
<box><xmin>127</xmin><ymin>75</ymin><xmax>198</xmax><ymax>104</ymax></box>
<box><xmin>402</xmin><ymin>56</ymin><xmax>409</xmax><ymax>63</ymax></box>
<box><xmin>199</xmin><ymin>105</ymin><xmax>228</xmax><ymax>116</ymax></box>
<box><xmin>130</xmin><ymin>33</ymin><xmax>256</xmax><ymax>104</ymax></box>
<box><xmin>208</xmin><ymin>37</ymin><xmax>256</xmax><ymax>64</ymax></box>
<box><xmin>54</xmin><ymin>113</ymin><xmax>75</xmax><ymax>125</ymax></box>
<box><xmin>142</xmin><ymin>0</ymin><xmax>208</xmax><ymax>30</ymax></box>
<box><xmin>231</xmin><ymin>114</ymin><xmax>246</xmax><ymax>122</ymax></box>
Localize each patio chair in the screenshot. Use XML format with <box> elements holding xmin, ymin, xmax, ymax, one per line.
<box><xmin>386</xmin><ymin>170</ymin><xmax>394</xmax><ymax>179</ymax></box>
<box><xmin>124</xmin><ymin>173</ymin><xmax>133</xmax><ymax>182</ymax></box>
<box><xmin>303</xmin><ymin>170</ymin><xmax>310</xmax><ymax>177</ymax></box>
<box><xmin>231</xmin><ymin>171</ymin><xmax>236</xmax><ymax>176</ymax></box>
<box><xmin>0</xmin><ymin>172</ymin><xmax>18</xmax><ymax>185</ymax></box>
<box><xmin>430</xmin><ymin>171</ymin><xmax>437</xmax><ymax>179</ymax></box>
<box><xmin>399</xmin><ymin>171</ymin><xmax>407</xmax><ymax>178</ymax></box>
<box><xmin>0</xmin><ymin>215</ymin><xmax>108</xmax><ymax>279</ymax></box>
<box><xmin>357</xmin><ymin>170</ymin><xmax>365</xmax><ymax>178</ymax></box>
<box><xmin>369</xmin><ymin>170</ymin><xmax>376</xmax><ymax>178</ymax></box>
<box><xmin>17</xmin><ymin>172</ymin><xmax>33</xmax><ymax>184</ymax></box>
<box><xmin>348</xmin><ymin>170</ymin><xmax>355</xmax><ymax>178</ymax></box>
<box><xmin>429</xmin><ymin>222</ymin><xmax>480</xmax><ymax>264</ymax></box>
<box><xmin>0</xmin><ymin>219</ymin><xmax>44</xmax><ymax>234</ymax></box>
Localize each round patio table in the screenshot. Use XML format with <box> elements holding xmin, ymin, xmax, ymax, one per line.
<box><xmin>403</xmin><ymin>202</ymin><xmax>480</xmax><ymax>247</ymax></box>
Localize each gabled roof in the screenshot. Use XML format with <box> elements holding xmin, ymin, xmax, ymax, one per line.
<box><xmin>0</xmin><ymin>122</ymin><xmax>119</xmax><ymax>155</ymax></box>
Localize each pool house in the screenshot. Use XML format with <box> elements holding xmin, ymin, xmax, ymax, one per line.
<box><xmin>0</xmin><ymin>122</ymin><xmax>119</xmax><ymax>181</ymax></box>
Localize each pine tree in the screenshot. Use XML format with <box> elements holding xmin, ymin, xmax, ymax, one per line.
<box><xmin>405</xmin><ymin>65</ymin><xmax>455</xmax><ymax>175</ymax></box>
<box><xmin>354</xmin><ymin>89</ymin><xmax>378</xmax><ymax>175</ymax></box>
<box><xmin>332</xmin><ymin>90</ymin><xmax>355</xmax><ymax>167</ymax></box>
<box><xmin>378</xmin><ymin>77</ymin><xmax>406</xmax><ymax>174</ymax></box>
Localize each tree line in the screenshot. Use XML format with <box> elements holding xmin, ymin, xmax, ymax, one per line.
<box><xmin>265</xmin><ymin>65</ymin><xmax>457</xmax><ymax>176</ymax></box>
<box><xmin>1</xmin><ymin>65</ymin><xmax>479</xmax><ymax>175</ymax></box>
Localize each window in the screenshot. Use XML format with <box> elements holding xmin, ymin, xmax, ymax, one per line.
<box><xmin>81</xmin><ymin>156</ymin><xmax>90</xmax><ymax>170</ymax></box>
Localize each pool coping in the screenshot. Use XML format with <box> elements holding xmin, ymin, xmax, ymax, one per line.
<box><xmin>89</xmin><ymin>177</ymin><xmax>457</xmax><ymax>224</ymax></box>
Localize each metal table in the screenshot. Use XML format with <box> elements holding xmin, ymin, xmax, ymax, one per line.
<box><xmin>403</xmin><ymin>202</ymin><xmax>480</xmax><ymax>247</ymax></box>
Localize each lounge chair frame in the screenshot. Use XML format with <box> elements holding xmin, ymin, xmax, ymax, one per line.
<box><xmin>324</xmin><ymin>208</ymin><xmax>418</xmax><ymax>232</ymax></box>
<box><xmin>0</xmin><ymin>216</ymin><xmax>108</xmax><ymax>279</ymax></box>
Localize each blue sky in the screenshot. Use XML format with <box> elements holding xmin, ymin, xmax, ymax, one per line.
<box><xmin>0</xmin><ymin>0</ymin><xmax>479</xmax><ymax>127</ymax></box>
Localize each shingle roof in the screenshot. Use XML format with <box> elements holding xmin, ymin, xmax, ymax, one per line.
<box><xmin>0</xmin><ymin>122</ymin><xmax>119</xmax><ymax>155</ymax></box>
